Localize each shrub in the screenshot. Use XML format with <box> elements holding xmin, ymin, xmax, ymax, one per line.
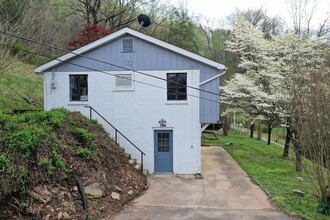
<box><xmin>76</xmin><ymin>147</ymin><xmax>91</xmax><ymax>160</ymax></box>
<box><xmin>15</xmin><ymin>165</ymin><xmax>27</xmax><ymax>194</ymax></box>
<box><xmin>19</xmin><ymin>202</ymin><xmax>29</xmax><ymax>214</ymax></box>
<box><xmin>0</xmin><ymin>153</ymin><xmax>12</xmax><ymax>173</ymax></box>
<box><xmin>21</xmin><ymin>109</ymin><xmax>68</xmax><ymax>128</ymax></box>
<box><xmin>2</xmin><ymin>109</ymin><xmax>68</xmax><ymax>157</ymax></box>
<box><xmin>318</xmin><ymin>200</ymin><xmax>330</xmax><ymax>216</ymax></box>
<box><xmin>52</xmin><ymin>150</ymin><xmax>67</xmax><ymax>172</ymax></box>
<box><xmin>38</xmin><ymin>151</ymin><xmax>68</xmax><ymax>174</ymax></box>
<box><xmin>38</xmin><ymin>158</ymin><xmax>56</xmax><ymax>174</ymax></box>
<box><xmin>9</xmin><ymin>125</ymin><xmax>45</xmax><ymax>157</ymax></box>
<box><xmin>0</xmin><ymin>111</ymin><xmax>9</xmax><ymax>125</ymax></box>
<box><xmin>73</xmin><ymin>128</ymin><xmax>96</xmax><ymax>149</ymax></box>
<box><xmin>68</xmin><ymin>24</ymin><xmax>112</xmax><ymax>50</ymax></box>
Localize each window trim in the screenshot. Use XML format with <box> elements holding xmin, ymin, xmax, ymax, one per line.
<box><xmin>69</xmin><ymin>74</ymin><xmax>88</xmax><ymax>102</ymax></box>
<box><xmin>166</xmin><ymin>72</ymin><xmax>187</xmax><ymax>101</ymax></box>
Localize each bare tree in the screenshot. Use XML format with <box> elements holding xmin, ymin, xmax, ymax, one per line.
<box><xmin>70</xmin><ymin>0</ymin><xmax>154</xmax><ymax>31</ymax></box>
<box><xmin>199</xmin><ymin>19</ymin><xmax>231</xmax><ymax>62</ymax></box>
<box><xmin>135</xmin><ymin>0</ymin><xmax>168</xmax><ymax>35</ymax></box>
<box><xmin>287</xmin><ymin>0</ymin><xmax>330</xmax><ymax>38</ymax></box>
<box><xmin>299</xmin><ymin>60</ymin><xmax>330</xmax><ymax>206</ymax></box>
<box><xmin>0</xmin><ymin>0</ymin><xmax>51</xmax><ymax>72</ymax></box>
<box><xmin>227</xmin><ymin>7</ymin><xmax>284</xmax><ymax>39</ymax></box>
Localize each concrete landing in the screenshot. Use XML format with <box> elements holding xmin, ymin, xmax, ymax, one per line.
<box><xmin>112</xmin><ymin>147</ymin><xmax>295</xmax><ymax>220</ymax></box>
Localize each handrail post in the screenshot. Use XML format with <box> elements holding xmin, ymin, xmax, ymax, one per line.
<box><xmin>115</xmin><ymin>130</ymin><xmax>118</xmax><ymax>144</ymax></box>
<box><xmin>89</xmin><ymin>107</ymin><xmax>92</xmax><ymax>119</ymax></box>
<box><xmin>141</xmin><ymin>153</ymin><xmax>143</xmax><ymax>171</ymax></box>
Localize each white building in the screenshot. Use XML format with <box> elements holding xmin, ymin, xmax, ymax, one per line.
<box><xmin>35</xmin><ymin>28</ymin><xmax>226</xmax><ymax>174</ymax></box>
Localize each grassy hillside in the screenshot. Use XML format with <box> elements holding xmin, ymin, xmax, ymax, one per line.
<box><xmin>0</xmin><ymin>109</ymin><xmax>147</xmax><ymax>219</ymax></box>
<box><xmin>202</xmin><ymin>130</ymin><xmax>329</xmax><ymax>220</ymax></box>
<box><xmin>0</xmin><ymin>61</ymin><xmax>43</xmax><ymax>113</ymax></box>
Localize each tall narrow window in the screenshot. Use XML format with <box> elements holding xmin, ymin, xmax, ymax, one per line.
<box><xmin>167</xmin><ymin>73</ymin><xmax>187</xmax><ymax>101</ymax></box>
<box><xmin>70</xmin><ymin>75</ymin><xmax>88</xmax><ymax>101</ymax></box>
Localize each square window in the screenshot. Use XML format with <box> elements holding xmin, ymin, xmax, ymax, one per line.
<box><xmin>167</xmin><ymin>73</ymin><xmax>187</xmax><ymax>101</ymax></box>
<box><xmin>70</xmin><ymin>75</ymin><xmax>88</xmax><ymax>101</ymax></box>
<box><xmin>115</xmin><ymin>74</ymin><xmax>133</xmax><ymax>89</ymax></box>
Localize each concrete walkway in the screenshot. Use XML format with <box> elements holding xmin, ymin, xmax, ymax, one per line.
<box><xmin>113</xmin><ymin>147</ymin><xmax>294</xmax><ymax>220</ymax></box>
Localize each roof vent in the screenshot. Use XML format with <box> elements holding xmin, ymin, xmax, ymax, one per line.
<box><xmin>122</xmin><ymin>38</ymin><xmax>134</xmax><ymax>53</ymax></box>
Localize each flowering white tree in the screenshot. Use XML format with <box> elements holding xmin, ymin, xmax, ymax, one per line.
<box><xmin>223</xmin><ymin>16</ymin><xmax>330</xmax><ymax>209</ymax></box>
<box><xmin>223</xmin><ymin>17</ymin><xmax>283</xmax><ymax>144</ymax></box>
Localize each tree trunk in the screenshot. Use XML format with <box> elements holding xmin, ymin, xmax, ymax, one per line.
<box><xmin>267</xmin><ymin>126</ymin><xmax>272</xmax><ymax>145</ymax></box>
<box><xmin>293</xmin><ymin>131</ymin><xmax>302</xmax><ymax>172</ymax></box>
<box><xmin>257</xmin><ymin>122</ymin><xmax>262</xmax><ymax>140</ymax></box>
<box><xmin>222</xmin><ymin>116</ymin><xmax>230</xmax><ymax>136</ymax></box>
<box><xmin>250</xmin><ymin>123</ymin><xmax>255</xmax><ymax>138</ymax></box>
<box><xmin>283</xmin><ymin>127</ymin><xmax>291</xmax><ymax>157</ymax></box>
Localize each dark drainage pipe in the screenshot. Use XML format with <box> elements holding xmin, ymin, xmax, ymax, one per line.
<box><xmin>75</xmin><ymin>174</ymin><xmax>89</xmax><ymax>219</ymax></box>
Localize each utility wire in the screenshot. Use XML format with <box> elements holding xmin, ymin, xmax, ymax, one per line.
<box><xmin>0</xmin><ymin>42</ymin><xmax>221</xmax><ymax>104</ymax></box>
<box><xmin>0</xmin><ymin>29</ymin><xmax>222</xmax><ymax>96</ymax></box>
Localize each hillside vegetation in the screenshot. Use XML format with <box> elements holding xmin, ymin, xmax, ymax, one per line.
<box><xmin>0</xmin><ymin>109</ymin><xmax>146</xmax><ymax>219</ymax></box>
<box><xmin>202</xmin><ymin>130</ymin><xmax>329</xmax><ymax>220</ymax></box>
<box><xmin>0</xmin><ymin>60</ymin><xmax>43</xmax><ymax>113</ymax></box>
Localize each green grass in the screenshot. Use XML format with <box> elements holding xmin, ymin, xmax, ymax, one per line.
<box><xmin>202</xmin><ymin>130</ymin><xmax>328</xmax><ymax>220</ymax></box>
<box><xmin>0</xmin><ymin>109</ymin><xmax>69</xmax><ymax>197</ymax></box>
<box><xmin>271</xmin><ymin>127</ymin><xmax>287</xmax><ymax>144</ymax></box>
<box><xmin>0</xmin><ymin>60</ymin><xmax>43</xmax><ymax>113</ymax></box>
<box><xmin>260</xmin><ymin>125</ymin><xmax>287</xmax><ymax>145</ymax></box>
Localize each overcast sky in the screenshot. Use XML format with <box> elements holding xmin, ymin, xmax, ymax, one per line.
<box><xmin>168</xmin><ymin>0</ymin><xmax>330</xmax><ymax>28</ymax></box>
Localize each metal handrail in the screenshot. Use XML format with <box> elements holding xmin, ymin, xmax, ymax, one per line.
<box><xmin>85</xmin><ymin>106</ymin><xmax>145</xmax><ymax>171</ymax></box>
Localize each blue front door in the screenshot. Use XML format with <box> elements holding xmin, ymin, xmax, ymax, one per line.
<box><xmin>154</xmin><ymin>130</ymin><xmax>173</xmax><ymax>173</ymax></box>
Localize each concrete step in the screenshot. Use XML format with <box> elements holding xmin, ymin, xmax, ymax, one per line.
<box><xmin>143</xmin><ymin>169</ymin><xmax>149</xmax><ymax>176</ymax></box>
<box><xmin>134</xmin><ymin>164</ymin><xmax>149</xmax><ymax>176</ymax></box>
<box><xmin>129</xmin><ymin>159</ymin><xmax>137</xmax><ymax>165</ymax></box>
<box><xmin>118</xmin><ymin>146</ymin><xmax>145</xmax><ymax>174</ymax></box>
<box><xmin>134</xmin><ymin>164</ymin><xmax>141</xmax><ymax>170</ymax></box>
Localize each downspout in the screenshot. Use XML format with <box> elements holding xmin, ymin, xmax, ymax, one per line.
<box><xmin>199</xmin><ymin>68</ymin><xmax>227</xmax><ymax>86</ymax></box>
